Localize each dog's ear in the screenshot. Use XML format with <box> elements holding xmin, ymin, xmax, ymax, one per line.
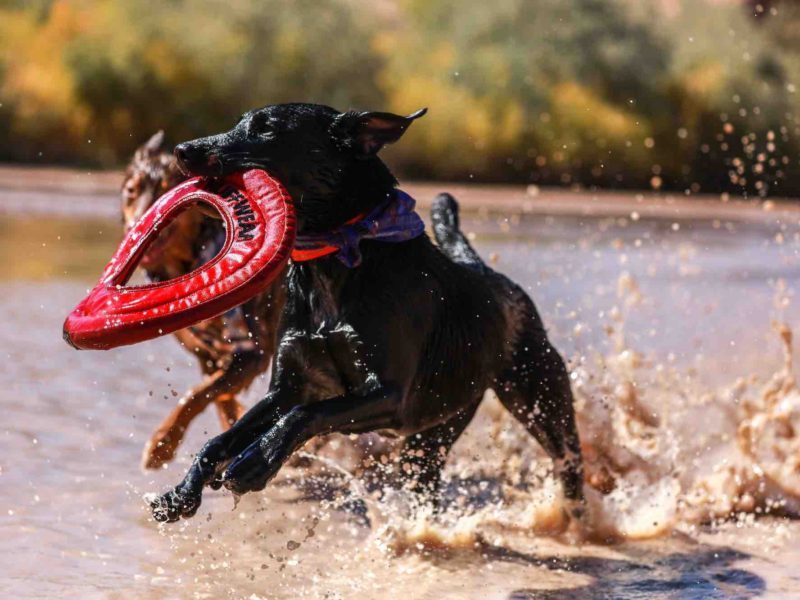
<box><xmin>143</xmin><ymin>130</ymin><xmax>166</xmax><ymax>154</ymax></box>
<box><xmin>333</xmin><ymin>108</ymin><xmax>427</xmax><ymax>157</ymax></box>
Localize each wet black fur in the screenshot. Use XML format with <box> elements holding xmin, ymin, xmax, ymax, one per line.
<box><xmin>152</xmin><ymin>103</ymin><xmax>584</xmax><ymax>523</ymax></box>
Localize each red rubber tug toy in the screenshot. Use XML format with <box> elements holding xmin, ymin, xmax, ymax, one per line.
<box><xmin>63</xmin><ymin>169</ymin><xmax>295</xmax><ymax>350</ymax></box>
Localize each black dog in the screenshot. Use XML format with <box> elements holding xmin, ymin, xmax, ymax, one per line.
<box><xmin>151</xmin><ymin>103</ymin><xmax>584</xmax><ymax>523</ymax></box>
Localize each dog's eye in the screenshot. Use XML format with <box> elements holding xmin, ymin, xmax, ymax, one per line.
<box><xmin>248</xmin><ymin>114</ymin><xmax>273</xmax><ymax>137</ymax></box>
<box><xmin>122</xmin><ymin>173</ymin><xmax>143</xmax><ymax>201</ymax></box>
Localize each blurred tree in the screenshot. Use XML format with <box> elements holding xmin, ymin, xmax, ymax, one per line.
<box><xmin>376</xmin><ymin>0</ymin><xmax>669</xmax><ymax>184</ymax></box>
<box><xmin>660</xmin><ymin>0</ymin><xmax>799</xmax><ymax>196</ymax></box>
<box><xmin>0</xmin><ymin>0</ymin><xmax>798</xmax><ymax>195</ymax></box>
<box><xmin>0</xmin><ymin>0</ymin><xmax>383</xmax><ymax>164</ymax></box>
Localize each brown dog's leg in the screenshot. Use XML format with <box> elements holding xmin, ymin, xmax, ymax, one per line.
<box><xmin>142</xmin><ymin>369</ymin><xmax>228</xmax><ymax>470</ymax></box>
<box><xmin>172</xmin><ymin>325</ymin><xmax>233</xmax><ymax>372</ymax></box>
<box><xmin>142</xmin><ymin>350</ymin><xmax>266</xmax><ymax>469</ymax></box>
<box><xmin>212</xmin><ymin>282</ymin><xmax>285</xmax><ymax>432</ymax></box>
<box><xmin>144</xmin><ymin>281</ymin><xmax>284</xmax><ymax>470</ymax></box>
<box><xmin>214</xmin><ymin>393</ymin><xmax>245</xmax><ymax>430</ymax></box>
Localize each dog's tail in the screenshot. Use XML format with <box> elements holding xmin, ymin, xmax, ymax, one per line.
<box><xmin>430</xmin><ymin>193</ymin><xmax>488</xmax><ymax>274</ymax></box>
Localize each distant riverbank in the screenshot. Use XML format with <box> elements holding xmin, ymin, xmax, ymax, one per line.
<box><xmin>1</xmin><ymin>164</ymin><xmax>798</xmax><ymax>225</ymax></box>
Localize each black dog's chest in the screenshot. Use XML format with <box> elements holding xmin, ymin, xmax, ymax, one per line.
<box><xmin>278</xmin><ymin>323</ymin><xmax>379</xmax><ymax>402</ymax></box>
<box><xmin>279</xmin><ymin>265</ymin><xmax>380</xmax><ymax>401</ymax></box>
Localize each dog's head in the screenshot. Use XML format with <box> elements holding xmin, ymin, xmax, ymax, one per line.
<box><xmin>121</xmin><ymin>131</ymin><xmax>203</xmax><ymax>277</ymax></box>
<box><xmin>121</xmin><ymin>131</ymin><xmax>186</xmax><ymax>231</ymax></box>
<box><xmin>173</xmin><ymin>103</ymin><xmax>426</xmax><ymax>232</ymax></box>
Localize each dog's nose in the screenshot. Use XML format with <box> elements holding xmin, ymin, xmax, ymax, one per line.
<box><xmin>174</xmin><ymin>142</ymin><xmax>196</xmax><ymax>166</ymax></box>
<box><xmin>175</xmin><ymin>142</ymin><xmax>212</xmax><ymax>163</ymax></box>
<box><xmin>175</xmin><ymin>143</ymin><xmax>220</xmax><ymax>175</ymax></box>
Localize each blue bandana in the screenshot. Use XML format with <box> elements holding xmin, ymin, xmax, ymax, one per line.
<box><xmin>292</xmin><ymin>190</ymin><xmax>425</xmax><ymax>267</ymax></box>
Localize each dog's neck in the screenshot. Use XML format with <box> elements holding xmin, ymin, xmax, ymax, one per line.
<box><xmin>289</xmin><ymin>160</ymin><xmax>401</xmax><ymax>315</ymax></box>
<box><xmin>294</xmin><ymin>158</ymin><xmax>397</xmax><ymax>234</ymax></box>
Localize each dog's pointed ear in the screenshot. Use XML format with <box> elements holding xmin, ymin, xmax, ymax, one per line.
<box><xmin>333</xmin><ymin>108</ymin><xmax>427</xmax><ymax>157</ymax></box>
<box><xmin>143</xmin><ymin>130</ymin><xmax>165</xmax><ymax>154</ymax></box>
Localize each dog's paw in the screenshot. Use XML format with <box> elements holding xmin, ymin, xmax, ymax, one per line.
<box><xmin>220</xmin><ymin>443</ymin><xmax>279</xmax><ymax>496</ymax></box>
<box><xmin>141</xmin><ymin>430</ymin><xmax>181</xmax><ymax>470</ymax></box>
<box><xmin>149</xmin><ymin>486</ymin><xmax>201</xmax><ymax>523</ymax></box>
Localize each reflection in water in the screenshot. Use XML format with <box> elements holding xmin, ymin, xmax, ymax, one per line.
<box><xmin>500</xmin><ymin>545</ymin><xmax>765</xmax><ymax>599</ymax></box>
<box><xmin>1</xmin><ymin>202</ymin><xmax>800</xmax><ymax>598</ymax></box>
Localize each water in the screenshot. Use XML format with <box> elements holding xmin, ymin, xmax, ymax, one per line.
<box><xmin>2</xmin><ymin>182</ymin><xmax>800</xmax><ymax>598</ymax></box>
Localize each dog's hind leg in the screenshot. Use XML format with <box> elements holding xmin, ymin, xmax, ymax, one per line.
<box><xmin>494</xmin><ymin>324</ymin><xmax>585</xmax><ymax>520</ymax></box>
<box><xmin>434</xmin><ymin>192</ymin><xmax>583</xmax><ymax>516</ymax></box>
<box><xmin>213</xmin><ymin>394</ymin><xmax>244</xmax><ymax>430</ymax></box>
<box><xmin>399</xmin><ymin>401</ymin><xmax>479</xmax><ymax>502</ymax></box>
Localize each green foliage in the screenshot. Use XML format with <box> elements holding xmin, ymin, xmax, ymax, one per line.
<box><xmin>0</xmin><ymin>0</ymin><xmax>798</xmax><ymax>195</ymax></box>
<box><xmin>377</xmin><ymin>0</ymin><xmax>669</xmax><ymax>183</ymax></box>
<box><xmin>0</xmin><ymin>0</ymin><xmax>382</xmax><ymax>164</ymax></box>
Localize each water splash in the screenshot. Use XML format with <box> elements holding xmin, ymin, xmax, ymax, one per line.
<box><xmin>289</xmin><ymin>274</ymin><xmax>800</xmax><ymax>552</ymax></box>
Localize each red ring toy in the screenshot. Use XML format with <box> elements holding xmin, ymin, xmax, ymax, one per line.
<box><xmin>63</xmin><ymin>169</ymin><xmax>296</xmax><ymax>350</ymax></box>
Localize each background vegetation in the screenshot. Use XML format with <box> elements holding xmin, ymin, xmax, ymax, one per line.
<box><xmin>0</xmin><ymin>0</ymin><xmax>799</xmax><ymax>196</ymax></box>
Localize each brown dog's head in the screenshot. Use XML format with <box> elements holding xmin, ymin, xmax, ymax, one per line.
<box><xmin>121</xmin><ymin>131</ymin><xmax>186</xmax><ymax>230</ymax></box>
<box><xmin>121</xmin><ymin>131</ymin><xmax>204</xmax><ymax>278</ymax></box>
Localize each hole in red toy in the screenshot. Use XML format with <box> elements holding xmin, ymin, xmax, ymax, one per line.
<box><xmin>118</xmin><ymin>199</ymin><xmax>228</xmax><ymax>289</ymax></box>
<box><xmin>63</xmin><ymin>169</ymin><xmax>296</xmax><ymax>350</ymax></box>
<box><xmin>129</xmin><ymin>200</ymin><xmax>227</xmax><ymax>282</ymax></box>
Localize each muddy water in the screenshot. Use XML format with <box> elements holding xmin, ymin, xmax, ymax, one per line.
<box><xmin>2</xmin><ymin>191</ymin><xmax>800</xmax><ymax>598</ymax></box>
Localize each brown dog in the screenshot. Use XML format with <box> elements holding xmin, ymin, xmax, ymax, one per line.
<box><xmin>121</xmin><ymin>131</ymin><xmax>284</xmax><ymax>469</ymax></box>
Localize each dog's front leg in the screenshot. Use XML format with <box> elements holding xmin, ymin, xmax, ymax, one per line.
<box><xmin>150</xmin><ymin>386</ymin><xmax>297</xmax><ymax>522</ymax></box>
<box><xmin>220</xmin><ymin>385</ymin><xmax>401</xmax><ymax>496</ymax></box>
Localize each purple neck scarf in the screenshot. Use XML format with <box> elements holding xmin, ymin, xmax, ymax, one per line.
<box><xmin>293</xmin><ymin>190</ymin><xmax>425</xmax><ymax>268</ymax></box>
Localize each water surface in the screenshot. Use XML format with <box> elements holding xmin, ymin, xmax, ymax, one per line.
<box><xmin>2</xmin><ymin>187</ymin><xmax>800</xmax><ymax>598</ymax></box>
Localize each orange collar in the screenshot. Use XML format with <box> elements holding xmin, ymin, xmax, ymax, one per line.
<box><xmin>290</xmin><ymin>211</ymin><xmax>366</xmax><ymax>263</ymax></box>
<box><xmin>290</xmin><ymin>245</ymin><xmax>339</xmax><ymax>262</ymax></box>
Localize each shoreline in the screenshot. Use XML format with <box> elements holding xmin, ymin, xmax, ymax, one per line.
<box><xmin>0</xmin><ymin>163</ymin><xmax>798</xmax><ymax>224</ymax></box>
